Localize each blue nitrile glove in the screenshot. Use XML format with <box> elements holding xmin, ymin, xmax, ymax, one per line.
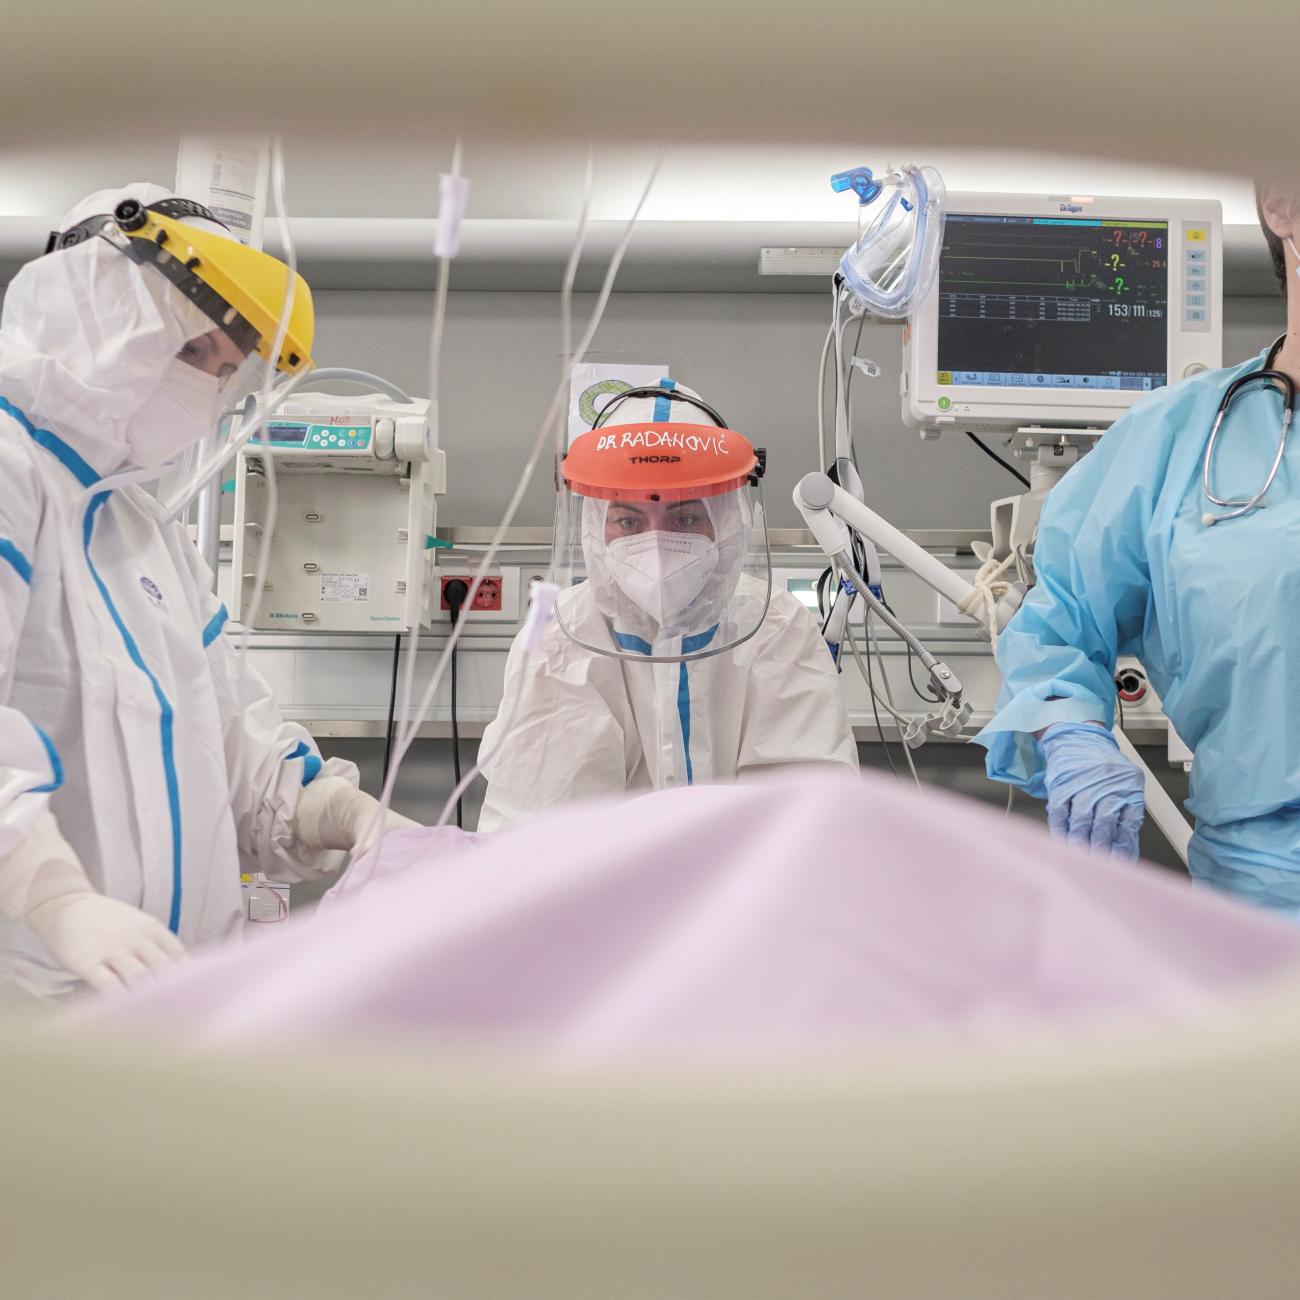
<box><xmin>1037</xmin><ymin>722</ymin><xmax>1145</xmax><ymax>860</ymax></box>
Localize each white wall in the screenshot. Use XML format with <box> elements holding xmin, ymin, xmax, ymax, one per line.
<box><xmin>311</xmin><ymin>288</ymin><xmax>1287</xmax><ymax>532</ymax></box>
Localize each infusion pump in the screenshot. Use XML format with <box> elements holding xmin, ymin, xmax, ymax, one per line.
<box><xmin>231</xmin><ymin>390</ymin><xmax>447</xmax><ymax>633</ymax></box>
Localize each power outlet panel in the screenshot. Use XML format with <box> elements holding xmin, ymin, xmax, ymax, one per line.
<box><xmin>441</xmin><ymin>574</ymin><xmax>503</xmax><ymax>612</ymax></box>
<box><xmin>430</xmin><ymin>566</ymin><xmax>520</xmax><ymax>623</ymax></box>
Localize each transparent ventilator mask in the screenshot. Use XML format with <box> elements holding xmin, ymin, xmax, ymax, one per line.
<box><xmin>831</xmin><ymin>164</ymin><xmax>947</xmax><ymax>319</ymax></box>
<box><xmin>552</xmin><ymin>384</ymin><xmax>772</xmax><ymax>663</ymax></box>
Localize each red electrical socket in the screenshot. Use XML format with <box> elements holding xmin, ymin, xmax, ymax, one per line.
<box><xmin>440</xmin><ymin>574</ymin><xmax>503</xmax><ymax>612</ymax></box>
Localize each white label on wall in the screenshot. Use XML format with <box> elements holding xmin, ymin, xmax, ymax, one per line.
<box><xmin>175</xmin><ymin>135</ymin><xmax>271</xmax><ymax>248</ymax></box>
<box><xmin>321</xmin><ymin>572</ymin><xmax>370</xmax><ymax>602</ymax></box>
<box><xmin>568</xmin><ymin>362</ymin><xmax>669</xmax><ymax>445</ymax></box>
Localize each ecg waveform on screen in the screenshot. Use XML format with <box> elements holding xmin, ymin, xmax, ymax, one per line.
<box><xmin>939</xmin><ymin>221</ymin><xmax>1168</xmax><ymax>327</ymax></box>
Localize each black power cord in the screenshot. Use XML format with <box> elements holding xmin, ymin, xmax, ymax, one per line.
<box><xmin>874</xmin><ymin>589</ymin><xmax>941</xmax><ymax>706</ymax></box>
<box><xmin>382</xmin><ymin>634</ymin><xmax>402</xmax><ymax>787</ymax></box>
<box><xmin>965</xmin><ymin>430</ymin><xmax>1030</xmax><ymax>489</ymax></box>
<box><xmin>443</xmin><ymin>579</ymin><xmax>470</xmax><ymax>830</ymax></box>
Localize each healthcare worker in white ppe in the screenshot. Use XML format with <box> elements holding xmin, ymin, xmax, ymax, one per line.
<box><xmin>0</xmin><ymin>184</ymin><xmax>412</xmax><ymax>998</ymax></box>
<box><xmin>478</xmin><ymin>383</ymin><xmax>858</xmax><ymax>829</ymax></box>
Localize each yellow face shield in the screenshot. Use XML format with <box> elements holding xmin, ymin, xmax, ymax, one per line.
<box><xmin>48</xmin><ymin>197</ymin><xmax>314</xmax><ymax>376</ymax></box>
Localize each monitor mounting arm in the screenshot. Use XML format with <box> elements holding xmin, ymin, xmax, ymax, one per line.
<box><xmin>793</xmin><ymin>470</ymin><xmax>1193</xmax><ymax>865</ymax></box>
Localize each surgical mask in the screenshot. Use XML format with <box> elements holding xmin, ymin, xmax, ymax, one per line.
<box><xmin>1289</xmin><ymin>237</ymin><xmax>1300</xmax><ymax>288</ymax></box>
<box><xmin>606</xmin><ymin>530</ymin><xmax>719</xmax><ymax>625</ymax></box>
<box><xmin>126</xmin><ymin>356</ymin><xmax>224</xmax><ymax>469</ymax></box>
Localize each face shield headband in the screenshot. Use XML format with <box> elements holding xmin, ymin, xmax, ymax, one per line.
<box><xmin>44</xmin><ymin>197</ymin><xmax>313</xmax><ymax>376</ymax></box>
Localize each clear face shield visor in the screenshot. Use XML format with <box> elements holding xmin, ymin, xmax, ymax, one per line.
<box><xmin>551</xmin><ymin>422</ymin><xmax>772</xmax><ymax>664</ymax></box>
<box><xmin>46</xmin><ymin>196</ymin><xmax>309</xmax><ymax>479</ymax></box>
<box><xmin>833</xmin><ymin>164</ymin><xmax>947</xmax><ymax>319</ymax></box>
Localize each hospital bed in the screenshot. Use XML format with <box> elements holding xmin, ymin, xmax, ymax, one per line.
<box><xmin>6</xmin><ymin>977</ymin><xmax>1300</xmax><ymax>1298</ymax></box>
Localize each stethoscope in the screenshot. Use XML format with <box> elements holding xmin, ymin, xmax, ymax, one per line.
<box><xmin>1202</xmin><ymin>334</ymin><xmax>1296</xmax><ymax>526</ymax></box>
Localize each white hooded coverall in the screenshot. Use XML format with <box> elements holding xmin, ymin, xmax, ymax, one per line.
<box><xmin>0</xmin><ymin>185</ymin><xmax>358</xmax><ymax>995</ymax></box>
<box><xmin>478</xmin><ymin>577</ymin><xmax>859</xmax><ymax>830</ymax></box>
<box><xmin>477</xmin><ymin>371</ymin><xmax>859</xmax><ymax>833</ymax></box>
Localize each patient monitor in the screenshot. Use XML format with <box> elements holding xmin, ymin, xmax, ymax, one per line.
<box><xmin>897</xmin><ymin>190</ymin><xmax>1224</xmax><ymax>588</ymax></box>
<box><xmin>902</xmin><ymin>192</ymin><xmax>1223</xmax><ymax>434</ymax></box>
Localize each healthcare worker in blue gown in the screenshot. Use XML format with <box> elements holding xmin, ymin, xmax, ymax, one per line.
<box><xmin>976</xmin><ymin>178</ymin><xmax>1300</xmax><ymax>915</ymax></box>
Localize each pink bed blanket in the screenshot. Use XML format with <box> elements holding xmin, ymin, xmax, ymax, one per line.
<box><xmin>89</xmin><ymin>768</ymin><xmax>1300</xmax><ymax>1058</ymax></box>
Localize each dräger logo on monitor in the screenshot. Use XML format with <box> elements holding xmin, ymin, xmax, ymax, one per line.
<box><xmin>1058</xmin><ymin>203</ymin><xmax>1084</xmax><ymax>215</ymax></box>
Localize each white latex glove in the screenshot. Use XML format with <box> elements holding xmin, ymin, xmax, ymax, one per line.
<box><xmin>0</xmin><ymin>812</ymin><xmax>185</xmax><ymax>991</ymax></box>
<box><xmin>292</xmin><ymin>777</ymin><xmax>420</xmax><ymax>854</ymax></box>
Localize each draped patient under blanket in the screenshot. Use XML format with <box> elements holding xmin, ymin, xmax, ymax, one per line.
<box><xmin>87</xmin><ymin>768</ymin><xmax>1300</xmax><ymax>1058</ymax></box>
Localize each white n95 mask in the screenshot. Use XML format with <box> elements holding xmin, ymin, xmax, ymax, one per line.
<box><xmin>126</xmin><ymin>356</ymin><xmax>225</xmax><ymax>470</ymax></box>
<box><xmin>606</xmin><ymin>530</ymin><xmax>720</xmax><ymax>625</ymax></box>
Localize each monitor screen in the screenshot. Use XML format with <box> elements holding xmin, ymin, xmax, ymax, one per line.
<box><xmin>267</xmin><ymin>422</ymin><xmax>310</xmax><ymax>445</ymax></box>
<box><xmin>936</xmin><ymin>214</ymin><xmax>1170</xmax><ymax>392</ymax></box>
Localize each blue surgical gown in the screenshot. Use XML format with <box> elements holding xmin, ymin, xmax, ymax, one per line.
<box><xmin>975</xmin><ymin>346</ymin><xmax>1300</xmax><ymax>912</ymax></box>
